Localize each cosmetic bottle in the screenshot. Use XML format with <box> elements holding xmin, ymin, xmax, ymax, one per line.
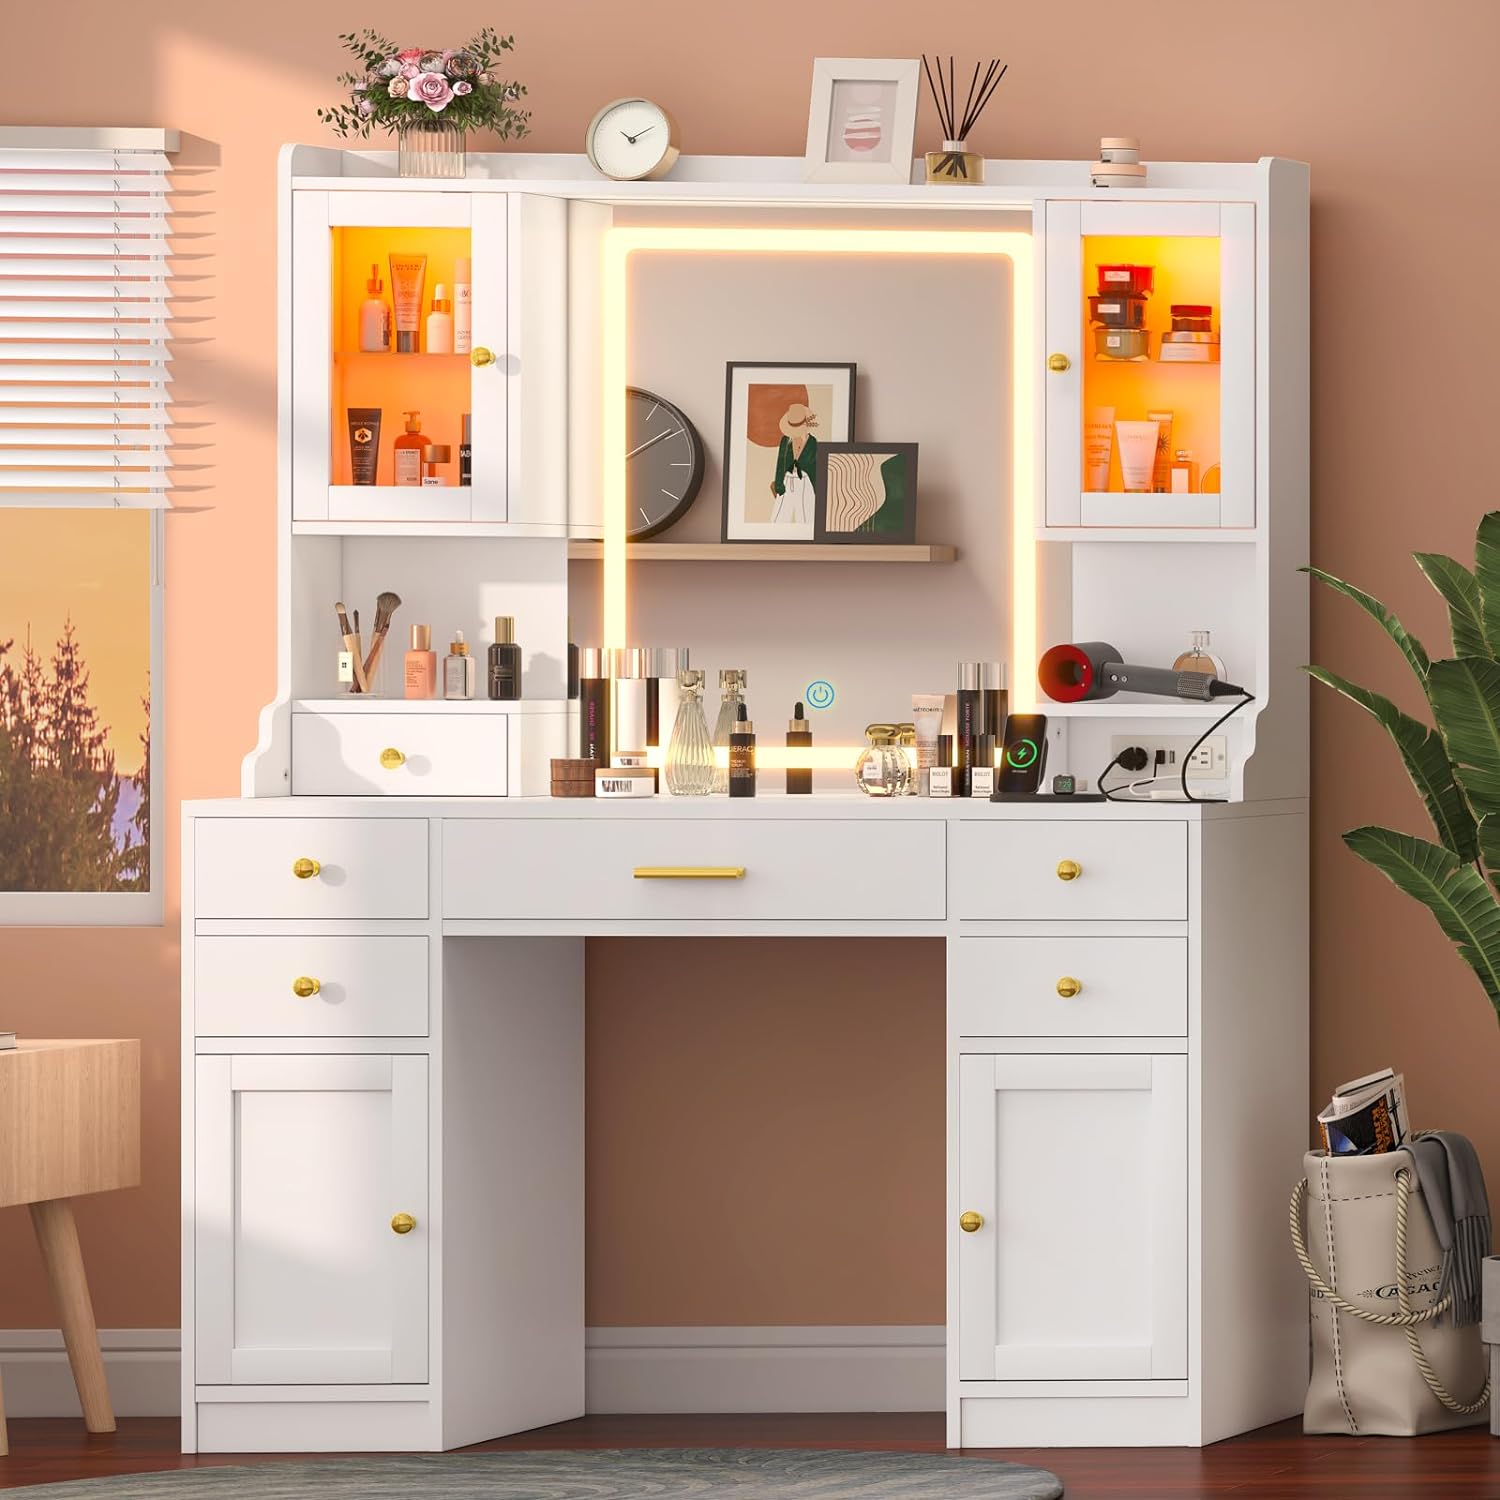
<box><xmin>786</xmin><ymin>701</ymin><xmax>813</xmax><ymax>795</ymax></box>
<box><xmin>856</xmin><ymin>724</ymin><xmax>911</xmax><ymax>798</ymax></box>
<box><xmin>443</xmin><ymin>631</ymin><xmax>476</xmax><ymax>700</ymax></box>
<box><xmin>611</xmin><ymin>647</ymin><xmax>649</xmax><ymax>765</ymax></box>
<box><xmin>460</xmin><ymin>414</ymin><xmax>472</xmax><ymax>486</ymax></box>
<box><xmin>712</xmin><ymin>669</ymin><xmax>747</xmax><ymax>794</ymax></box>
<box><xmin>956</xmin><ymin>662</ymin><xmax>982</xmax><ymax>797</ymax></box>
<box><xmin>1173</xmin><ymin>629</ymin><xmax>1226</xmax><ymax>679</ymax></box>
<box><xmin>453</xmin><ymin>257</ymin><xmax>472</xmax><ymax>355</ymax></box>
<box><xmin>358</xmin><ymin>264</ymin><xmax>389</xmax><ymax>353</ymax></box>
<box><xmin>981</xmin><ymin>661</ymin><xmax>1008</xmax><ymax>743</ymax></box>
<box><xmin>728</xmin><ymin>705</ymin><xmax>756</xmax><ymax>798</ymax></box>
<box><xmin>421</xmin><ymin>443</ymin><xmax>450</xmax><ymax>486</ymax></box>
<box><xmin>425</xmin><ymin>284</ymin><xmax>453</xmax><ymax>355</ymax></box>
<box><xmin>568</xmin><ymin>622</ymin><xmax>581</xmax><ymax>701</ymax></box>
<box><xmin>347</xmin><ymin>407</ymin><xmax>381</xmax><ymax>485</ymax></box>
<box><xmin>665</xmin><ymin>669</ymin><xmax>714</xmax><ymax>796</ymax></box>
<box><xmin>486</xmin><ymin>616</ymin><xmax>522</xmax><ymax>701</ymax></box>
<box><xmin>646</xmin><ymin>653</ymin><xmax>661</xmax><ymax>750</ymax></box>
<box><xmin>394</xmin><ymin>411</ymin><xmax>425</xmax><ymax>487</ymax></box>
<box><xmin>404</xmin><ymin>624</ymin><xmax>437</xmax><ymax>700</ymax></box>
<box><xmin>579</xmin><ymin>646</ymin><xmax>611</xmax><ymax>764</ymax></box>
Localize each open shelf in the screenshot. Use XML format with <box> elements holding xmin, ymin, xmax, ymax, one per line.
<box><xmin>1043</xmin><ymin>700</ymin><xmax>1245</xmax><ymax>719</ymax></box>
<box><xmin>1036</xmin><ymin>526</ymin><xmax>1255</xmax><ymax>544</ymax></box>
<box><xmin>566</xmin><ymin>542</ymin><xmax>957</xmax><ymax>563</ymax></box>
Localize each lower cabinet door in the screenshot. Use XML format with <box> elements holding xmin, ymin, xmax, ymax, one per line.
<box><xmin>957</xmin><ymin>1052</ymin><xmax>1187</xmax><ymax>1381</ymax></box>
<box><xmin>194</xmin><ymin>1054</ymin><xmax>428</xmax><ymax>1385</ymax></box>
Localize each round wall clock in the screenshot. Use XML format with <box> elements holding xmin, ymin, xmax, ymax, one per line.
<box><xmin>585</xmin><ymin>98</ymin><xmax>681</xmax><ymax>182</ymax></box>
<box><xmin>626</xmin><ymin>387</ymin><xmax>703</xmax><ymax>539</ymax></box>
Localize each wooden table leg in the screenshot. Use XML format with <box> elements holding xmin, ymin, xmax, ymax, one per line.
<box><xmin>29</xmin><ymin>1199</ymin><xmax>114</xmax><ymax>1434</ymax></box>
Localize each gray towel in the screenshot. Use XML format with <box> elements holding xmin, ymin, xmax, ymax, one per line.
<box><xmin>1410</xmin><ymin>1131</ymin><xmax>1491</xmax><ymax>1326</ymax></box>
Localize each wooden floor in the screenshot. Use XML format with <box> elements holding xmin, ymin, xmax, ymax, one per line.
<box><xmin>0</xmin><ymin>1414</ymin><xmax>1497</xmax><ymax>1496</ymax></box>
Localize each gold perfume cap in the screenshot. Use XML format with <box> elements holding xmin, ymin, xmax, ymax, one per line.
<box><xmin>410</xmin><ymin>623</ymin><xmax>431</xmax><ymax>651</ymax></box>
<box><xmin>493</xmin><ymin>616</ymin><xmax>515</xmax><ymax>645</ymax></box>
<box><xmin>449</xmin><ymin>630</ymin><xmax>468</xmax><ymax>656</ymax></box>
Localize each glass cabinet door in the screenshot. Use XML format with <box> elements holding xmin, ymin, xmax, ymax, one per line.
<box><xmin>291</xmin><ymin>190</ymin><xmax>507</xmax><ymax>524</ymax></box>
<box><xmin>1043</xmin><ymin>200</ymin><xmax>1254</xmax><ymax>530</ymax></box>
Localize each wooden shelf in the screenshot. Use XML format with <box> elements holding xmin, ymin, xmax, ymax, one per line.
<box><xmin>566</xmin><ymin>542</ymin><xmax>957</xmax><ymax>563</ymax></box>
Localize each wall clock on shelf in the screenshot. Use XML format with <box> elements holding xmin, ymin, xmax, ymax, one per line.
<box><xmin>625</xmin><ymin>387</ymin><xmax>704</xmax><ymax>539</ymax></box>
<box><xmin>585</xmin><ymin>98</ymin><xmax>681</xmax><ymax>181</ymax></box>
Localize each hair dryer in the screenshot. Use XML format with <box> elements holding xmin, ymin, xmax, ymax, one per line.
<box><xmin>1038</xmin><ymin>641</ymin><xmax>1247</xmax><ymax>704</ymax></box>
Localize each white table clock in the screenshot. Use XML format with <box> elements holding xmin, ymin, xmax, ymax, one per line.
<box><xmin>585</xmin><ymin>98</ymin><xmax>680</xmax><ymax>181</ymax></box>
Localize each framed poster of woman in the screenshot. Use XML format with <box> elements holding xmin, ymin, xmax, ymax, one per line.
<box><xmin>721</xmin><ymin>362</ymin><xmax>856</xmax><ymax>543</ymax></box>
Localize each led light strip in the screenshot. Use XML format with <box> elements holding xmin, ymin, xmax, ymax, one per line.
<box><xmin>601</xmin><ymin>226</ymin><xmax>1035</xmax><ymax>708</ymax></box>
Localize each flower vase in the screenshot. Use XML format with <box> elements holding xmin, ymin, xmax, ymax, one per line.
<box><xmin>924</xmin><ymin>139</ymin><xmax>985</xmax><ymax>185</ymax></box>
<box><xmin>398</xmin><ymin>119</ymin><xmax>467</xmax><ymax>179</ymax></box>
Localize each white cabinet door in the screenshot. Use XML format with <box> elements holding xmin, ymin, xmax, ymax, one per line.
<box><xmin>957</xmin><ymin>1053</ymin><xmax>1186</xmax><ymax>1381</ymax></box>
<box><xmin>1043</xmin><ymin>198</ymin><xmax>1255</xmax><ymax>529</ymax></box>
<box><xmin>195</xmin><ymin>1054</ymin><xmax>428</xmax><ymax>1385</ymax></box>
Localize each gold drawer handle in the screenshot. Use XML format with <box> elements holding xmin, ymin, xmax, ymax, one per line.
<box><xmin>291</xmin><ymin>976</ymin><xmax>321</xmax><ymax>999</ymax></box>
<box><xmin>633</xmin><ymin>866</ymin><xmax>746</xmax><ymax>880</ymax></box>
<box><xmin>469</xmin><ymin>346</ymin><xmax>496</xmax><ymax>367</ymax></box>
<box><xmin>292</xmin><ymin>857</ymin><xmax>321</xmax><ymax>880</ymax></box>
<box><xmin>390</xmin><ymin>1212</ymin><xmax>417</xmax><ymax>1235</ymax></box>
<box><xmin>379</xmin><ymin>746</ymin><xmax>406</xmax><ymax>770</ymax></box>
<box><xmin>959</xmin><ymin>1211</ymin><xmax>984</xmax><ymax>1233</ymax></box>
<box><xmin>1055</xmin><ymin>976</ymin><xmax>1082</xmax><ymax>999</ymax></box>
<box><xmin>1047</xmin><ymin>352</ymin><xmax>1071</xmax><ymax>372</ymax></box>
<box><xmin>1056</xmin><ymin>859</ymin><xmax>1081</xmax><ymax>882</ymax></box>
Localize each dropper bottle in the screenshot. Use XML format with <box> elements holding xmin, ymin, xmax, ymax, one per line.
<box><xmin>786</xmin><ymin>701</ymin><xmax>812</xmax><ymax>795</ymax></box>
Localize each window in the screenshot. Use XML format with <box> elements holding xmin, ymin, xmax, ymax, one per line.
<box><xmin>0</xmin><ymin>129</ymin><xmax>176</xmax><ymax>923</ymax></box>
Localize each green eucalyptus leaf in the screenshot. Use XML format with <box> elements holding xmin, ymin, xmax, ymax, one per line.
<box><xmin>1474</xmin><ymin>511</ymin><xmax>1500</xmax><ymax>656</ymax></box>
<box><xmin>1343</xmin><ymin>826</ymin><xmax>1500</xmax><ymax>1017</ymax></box>
<box><xmin>1305</xmin><ymin>665</ymin><xmax>1476</xmax><ymax>859</ymax></box>
<box><xmin>1303</xmin><ymin>565</ymin><xmax>1429</xmax><ymax>683</ymax></box>
<box><xmin>1426</xmin><ymin>657</ymin><xmax>1500</xmax><ymax>820</ymax></box>
<box><xmin>1414</xmin><ymin>552</ymin><xmax>1490</xmax><ymax>660</ymax></box>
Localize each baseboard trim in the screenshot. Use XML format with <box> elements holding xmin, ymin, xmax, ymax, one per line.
<box><xmin>0</xmin><ymin>1326</ymin><xmax>945</xmax><ymax>1419</ymax></box>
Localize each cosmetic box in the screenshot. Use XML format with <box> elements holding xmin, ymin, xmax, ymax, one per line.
<box><xmin>1088</xmin><ymin>294</ymin><xmax>1148</xmax><ymax>329</ymax></box>
<box><xmin>551</xmin><ymin>758</ymin><xmax>599</xmax><ymax>798</ymax></box>
<box><xmin>1158</xmin><ymin>331</ymin><xmax>1221</xmax><ymax>363</ymax></box>
<box><xmin>595</xmin><ymin>766</ymin><xmax>656</xmax><ymax>798</ymax></box>
<box><xmin>1096</xmin><ymin>263</ymin><xmax>1153</xmax><ymax>297</ymax></box>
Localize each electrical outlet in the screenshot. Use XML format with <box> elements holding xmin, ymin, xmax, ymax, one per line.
<box><xmin>1110</xmin><ymin>734</ymin><xmax>1229</xmax><ymax>783</ymax></box>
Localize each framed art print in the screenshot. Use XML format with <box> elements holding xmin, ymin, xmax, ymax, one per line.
<box><xmin>814</xmin><ymin>442</ymin><xmax>919</xmax><ymax>544</ymax></box>
<box><xmin>722</xmin><ymin>362</ymin><xmax>856</xmax><ymax>543</ymax></box>
<box><xmin>803</xmin><ymin>58</ymin><xmax>921</xmax><ymax>185</ymax></box>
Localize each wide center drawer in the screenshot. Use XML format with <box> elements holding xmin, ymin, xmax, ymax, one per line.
<box><xmin>953</xmin><ymin>820</ymin><xmax>1187</xmax><ymax>921</ymax></box>
<box><xmin>292</xmin><ymin>710</ymin><xmax>508</xmax><ymax>797</ymax></box>
<box><xmin>194</xmin><ymin>818</ymin><xmax>428</xmax><ymax>919</ymax></box>
<box><xmin>195</xmin><ymin>936</ymin><xmax>429</xmax><ymax>1037</ymax></box>
<box><xmin>442</xmin><ymin>818</ymin><xmax>946</xmax><ymax>921</ymax></box>
<box><xmin>951</xmin><ymin>936</ymin><xmax>1187</xmax><ymax>1036</ymax></box>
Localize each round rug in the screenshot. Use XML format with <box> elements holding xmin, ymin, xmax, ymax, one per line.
<box><xmin>20</xmin><ymin>1448</ymin><xmax>1064</xmax><ymax>1498</ymax></box>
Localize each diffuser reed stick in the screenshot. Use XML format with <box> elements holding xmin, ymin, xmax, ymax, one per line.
<box><xmin>921</xmin><ymin>54</ymin><xmax>1007</xmax><ymax>183</ymax></box>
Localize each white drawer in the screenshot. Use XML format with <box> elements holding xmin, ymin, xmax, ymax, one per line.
<box><xmin>292</xmin><ymin>711</ymin><xmax>508</xmax><ymax>797</ymax></box>
<box><xmin>195</xmin><ymin>818</ymin><xmax>428</xmax><ymax>919</ymax></box>
<box><xmin>195</xmin><ymin>936</ymin><xmax>429</xmax><ymax>1037</ymax></box>
<box><xmin>951</xmin><ymin>937</ymin><xmax>1187</xmax><ymax>1036</ymax></box>
<box><xmin>953</xmin><ymin>820</ymin><xmax>1187</xmax><ymax>921</ymax></box>
<box><xmin>442</xmin><ymin>818</ymin><xmax>946</xmax><ymax>921</ymax></box>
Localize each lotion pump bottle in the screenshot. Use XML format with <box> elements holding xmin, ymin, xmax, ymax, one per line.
<box><xmin>425</xmin><ymin>284</ymin><xmax>453</xmax><ymax>354</ymax></box>
<box><xmin>394</xmin><ymin>411</ymin><xmax>425</xmax><ymax>487</ymax></box>
<box><xmin>358</xmin><ymin>263</ymin><xmax>389</xmax><ymax>352</ymax></box>
<box><xmin>404</xmin><ymin>624</ymin><xmax>437</xmax><ymax>700</ymax></box>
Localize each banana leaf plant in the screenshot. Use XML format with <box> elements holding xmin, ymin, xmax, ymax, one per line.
<box><xmin>1306</xmin><ymin>510</ymin><xmax>1500</xmax><ymax>1021</ymax></box>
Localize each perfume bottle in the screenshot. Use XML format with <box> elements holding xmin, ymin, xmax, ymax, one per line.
<box><xmin>1173</xmin><ymin>629</ymin><xmax>1226</xmax><ymax>679</ymax></box>
<box><xmin>443</xmin><ymin>631</ymin><xmax>475</xmax><ymax>700</ymax></box>
<box><xmin>487</xmin><ymin>616</ymin><xmax>522</xmax><ymax>701</ymax></box>
<box><xmin>711</xmin><ymin>668</ymin><xmax>747</xmax><ymax>794</ymax></box>
<box><xmin>855</xmin><ymin>724</ymin><xmax>911</xmax><ymax>798</ymax></box>
<box><xmin>664</xmin><ymin>669</ymin><xmax>714</xmax><ymax>796</ymax></box>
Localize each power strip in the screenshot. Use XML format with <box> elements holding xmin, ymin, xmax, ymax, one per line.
<box><xmin>1110</xmin><ymin>734</ymin><xmax>1229</xmax><ymax>782</ymax></box>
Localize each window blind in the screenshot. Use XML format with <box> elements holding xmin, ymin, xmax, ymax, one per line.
<box><xmin>0</xmin><ymin>142</ymin><xmax>174</xmax><ymax>507</ymax></box>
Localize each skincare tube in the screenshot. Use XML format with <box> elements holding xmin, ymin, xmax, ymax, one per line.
<box><xmin>1084</xmin><ymin>406</ymin><xmax>1115</xmax><ymax>491</ymax></box>
<box><xmin>388</xmin><ymin>253</ymin><xmax>428</xmax><ymax>354</ymax></box>
<box><xmin>1148</xmin><ymin>409</ymin><xmax>1174</xmax><ymax>493</ymax></box>
<box><xmin>912</xmin><ymin>694</ymin><xmax>944</xmax><ymax>791</ymax></box>
<box><xmin>1115</xmin><ymin>419</ymin><xmax>1160</xmax><ymax>494</ymax></box>
<box><xmin>347</xmin><ymin>407</ymin><xmax>381</xmax><ymax>485</ymax></box>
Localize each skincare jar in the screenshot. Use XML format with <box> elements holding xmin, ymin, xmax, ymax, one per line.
<box><xmin>1094</xmin><ymin>326</ymin><xmax>1151</xmax><ymax>361</ymax></box>
<box><xmin>1096</xmin><ymin>263</ymin><xmax>1154</xmax><ymax>297</ymax></box>
<box><xmin>1088</xmin><ymin>294</ymin><xmax>1148</xmax><ymax>329</ymax></box>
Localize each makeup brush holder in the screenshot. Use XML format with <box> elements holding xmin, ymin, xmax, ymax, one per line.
<box><xmin>925</xmin><ymin>140</ymin><xmax>985</xmax><ymax>185</ymax></box>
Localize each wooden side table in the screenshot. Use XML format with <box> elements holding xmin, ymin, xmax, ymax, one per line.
<box><xmin>0</xmin><ymin>1040</ymin><xmax>141</xmax><ymax>1455</ymax></box>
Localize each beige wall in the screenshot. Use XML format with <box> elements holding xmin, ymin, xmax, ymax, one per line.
<box><xmin>3</xmin><ymin>0</ymin><xmax>1498</xmax><ymax>1331</ymax></box>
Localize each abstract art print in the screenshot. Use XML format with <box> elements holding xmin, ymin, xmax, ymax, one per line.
<box><xmin>814</xmin><ymin>442</ymin><xmax>919</xmax><ymax>544</ymax></box>
<box><xmin>722</xmin><ymin>363</ymin><xmax>856</xmax><ymax>542</ymax></box>
<box><xmin>803</xmin><ymin>59</ymin><xmax>920</xmax><ymax>184</ymax></box>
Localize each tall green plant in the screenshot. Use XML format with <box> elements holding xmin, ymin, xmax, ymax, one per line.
<box><xmin>1307</xmin><ymin>511</ymin><xmax>1500</xmax><ymax>1019</ymax></box>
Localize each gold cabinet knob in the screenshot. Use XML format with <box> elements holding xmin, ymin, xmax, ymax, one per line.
<box><xmin>469</xmin><ymin>346</ymin><xmax>495</xmax><ymax>367</ymax></box>
<box><xmin>1047</xmin><ymin>352</ymin><xmax>1071</xmax><ymax>372</ymax></box>
<box><xmin>959</xmin><ymin>1211</ymin><xmax>984</xmax><ymax>1233</ymax></box>
<box><xmin>390</xmin><ymin>1213</ymin><xmax>417</xmax><ymax>1235</ymax></box>
<box><xmin>1056</xmin><ymin>976</ymin><xmax>1082</xmax><ymax>998</ymax></box>
<box><xmin>291</xmin><ymin>976</ymin><xmax>321</xmax><ymax>998</ymax></box>
<box><xmin>292</xmin><ymin>857</ymin><xmax>321</xmax><ymax>881</ymax></box>
<box><xmin>1056</xmin><ymin>859</ymin><xmax>1081</xmax><ymax>882</ymax></box>
<box><xmin>379</xmin><ymin>746</ymin><xmax>406</xmax><ymax>770</ymax></box>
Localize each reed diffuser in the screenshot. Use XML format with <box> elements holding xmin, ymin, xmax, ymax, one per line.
<box><xmin>921</xmin><ymin>55</ymin><xmax>1007</xmax><ymax>185</ymax></box>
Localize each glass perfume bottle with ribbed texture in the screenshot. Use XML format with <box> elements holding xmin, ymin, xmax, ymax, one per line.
<box><xmin>665</xmin><ymin>670</ymin><xmax>714</xmax><ymax>796</ymax></box>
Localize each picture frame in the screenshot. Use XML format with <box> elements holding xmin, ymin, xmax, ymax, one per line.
<box><xmin>813</xmin><ymin>442</ymin><xmax>920</xmax><ymax>545</ymax></box>
<box><xmin>721</xmin><ymin>362</ymin><xmax>857</xmax><ymax>543</ymax></box>
<box><xmin>803</xmin><ymin>58</ymin><xmax>921</xmax><ymax>185</ymax></box>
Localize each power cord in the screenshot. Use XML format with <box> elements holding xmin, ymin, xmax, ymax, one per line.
<box><xmin>1098</xmin><ymin>743</ymin><xmax>1150</xmax><ymax>802</ymax></box>
<box><xmin>1180</xmin><ymin>691</ymin><xmax>1256</xmax><ymax>803</ymax></box>
<box><xmin>1096</xmin><ymin>694</ymin><xmax>1257</xmax><ymax>804</ymax></box>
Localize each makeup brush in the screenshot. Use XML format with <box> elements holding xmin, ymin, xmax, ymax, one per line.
<box><xmin>362</xmin><ymin>590</ymin><xmax>402</xmax><ymax>687</ymax></box>
<box><xmin>335</xmin><ymin>600</ymin><xmax>370</xmax><ymax>693</ymax></box>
